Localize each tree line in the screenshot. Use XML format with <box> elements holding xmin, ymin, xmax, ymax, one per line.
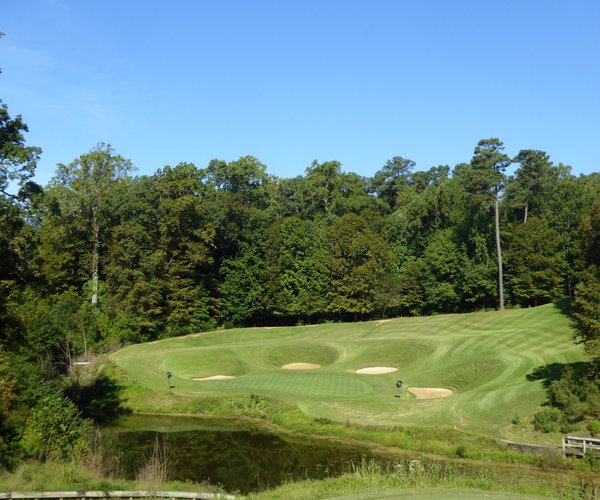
<box><xmin>2</xmin><ymin>92</ymin><xmax>600</xmax><ymax>461</ymax></box>
<box><xmin>0</xmin><ymin>123</ymin><xmax>600</xmax><ymax>362</ymax></box>
<box><xmin>2</xmin><ymin>117</ymin><xmax>600</xmax><ymax>362</ymax></box>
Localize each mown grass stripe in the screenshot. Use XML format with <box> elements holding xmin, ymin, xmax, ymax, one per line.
<box><xmin>112</xmin><ymin>302</ymin><xmax>586</xmax><ymax>438</ymax></box>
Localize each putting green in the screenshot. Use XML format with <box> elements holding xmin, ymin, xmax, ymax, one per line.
<box><xmin>112</xmin><ymin>301</ymin><xmax>585</xmax><ymax>436</ymax></box>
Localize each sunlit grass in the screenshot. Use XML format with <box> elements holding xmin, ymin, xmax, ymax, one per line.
<box><xmin>112</xmin><ymin>302</ymin><xmax>584</xmax><ymax>440</ymax></box>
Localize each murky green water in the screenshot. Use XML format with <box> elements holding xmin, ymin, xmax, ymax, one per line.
<box><xmin>102</xmin><ymin>415</ymin><xmax>394</xmax><ymax>494</ymax></box>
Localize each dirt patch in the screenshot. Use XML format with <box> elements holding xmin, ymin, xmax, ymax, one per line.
<box><xmin>282</xmin><ymin>363</ymin><xmax>320</xmax><ymax>370</ymax></box>
<box><xmin>191</xmin><ymin>375</ymin><xmax>236</xmax><ymax>381</ymax></box>
<box><xmin>355</xmin><ymin>367</ymin><xmax>398</xmax><ymax>375</ymax></box>
<box><xmin>408</xmin><ymin>387</ymin><xmax>453</xmax><ymax>399</ymax></box>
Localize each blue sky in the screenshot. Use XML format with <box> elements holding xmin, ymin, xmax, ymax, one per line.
<box><xmin>1</xmin><ymin>0</ymin><xmax>599</xmax><ymax>185</ymax></box>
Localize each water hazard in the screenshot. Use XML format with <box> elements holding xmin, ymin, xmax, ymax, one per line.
<box><xmin>101</xmin><ymin>415</ymin><xmax>394</xmax><ymax>494</ymax></box>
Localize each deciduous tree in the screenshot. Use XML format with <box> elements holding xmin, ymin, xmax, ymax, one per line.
<box><xmin>50</xmin><ymin>144</ymin><xmax>134</xmax><ymax>305</ymax></box>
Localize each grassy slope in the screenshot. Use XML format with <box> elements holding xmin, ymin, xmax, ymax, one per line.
<box><xmin>112</xmin><ymin>302</ymin><xmax>584</xmax><ymax>438</ymax></box>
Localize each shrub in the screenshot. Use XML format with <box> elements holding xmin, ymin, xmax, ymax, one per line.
<box><xmin>21</xmin><ymin>394</ymin><xmax>90</xmax><ymax>461</ymax></box>
<box><xmin>533</xmin><ymin>407</ymin><xmax>562</xmax><ymax>433</ymax></box>
<box><xmin>540</xmin><ymin>364</ymin><xmax>600</xmax><ymax>432</ymax></box>
<box><xmin>533</xmin><ymin>449</ymin><xmax>568</xmax><ymax>470</ymax></box>
<box><xmin>226</xmin><ymin>393</ymin><xmax>270</xmax><ymax>418</ymax></box>
<box><xmin>588</xmin><ymin>420</ymin><xmax>600</xmax><ymax>437</ymax></box>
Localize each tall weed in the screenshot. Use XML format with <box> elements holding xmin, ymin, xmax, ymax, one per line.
<box><xmin>135</xmin><ymin>435</ymin><xmax>172</xmax><ymax>488</ymax></box>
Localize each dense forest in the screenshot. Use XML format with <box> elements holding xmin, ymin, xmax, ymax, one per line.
<box><xmin>2</xmin><ymin>91</ymin><xmax>600</xmax><ymax>464</ymax></box>
<box><xmin>3</xmin><ymin>133</ymin><xmax>600</xmax><ymax>347</ymax></box>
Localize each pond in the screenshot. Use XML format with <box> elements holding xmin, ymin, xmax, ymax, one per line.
<box><xmin>101</xmin><ymin>415</ymin><xmax>395</xmax><ymax>494</ymax></box>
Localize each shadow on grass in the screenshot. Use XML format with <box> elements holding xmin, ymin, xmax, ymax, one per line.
<box><xmin>65</xmin><ymin>373</ymin><xmax>131</xmax><ymax>423</ymax></box>
<box><xmin>527</xmin><ymin>361</ymin><xmax>590</xmax><ymax>388</ymax></box>
<box><xmin>552</xmin><ymin>296</ymin><xmax>573</xmax><ymax>318</ymax></box>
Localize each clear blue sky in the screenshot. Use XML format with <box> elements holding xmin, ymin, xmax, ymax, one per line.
<box><xmin>1</xmin><ymin>0</ymin><xmax>599</xmax><ymax>185</ymax></box>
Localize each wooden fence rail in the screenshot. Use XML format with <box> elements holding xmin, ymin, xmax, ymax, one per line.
<box><xmin>0</xmin><ymin>492</ymin><xmax>235</xmax><ymax>500</ymax></box>
<box><xmin>562</xmin><ymin>436</ymin><xmax>600</xmax><ymax>457</ymax></box>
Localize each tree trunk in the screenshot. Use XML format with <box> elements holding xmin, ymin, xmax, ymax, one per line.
<box><xmin>495</xmin><ymin>194</ymin><xmax>504</xmax><ymax>310</ymax></box>
<box><xmin>523</xmin><ymin>203</ymin><xmax>528</xmax><ymax>224</ymax></box>
<box><xmin>81</xmin><ymin>318</ymin><xmax>88</xmax><ymax>358</ymax></box>
<box><xmin>91</xmin><ymin>205</ymin><xmax>99</xmax><ymax>305</ymax></box>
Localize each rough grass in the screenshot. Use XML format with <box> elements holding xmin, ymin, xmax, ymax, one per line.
<box><xmin>0</xmin><ymin>460</ymin><xmax>227</xmax><ymax>494</ymax></box>
<box><xmin>248</xmin><ymin>458</ymin><xmax>589</xmax><ymax>499</ymax></box>
<box><xmin>2</xmin><ymin>458</ymin><xmax>596</xmax><ymax>499</ymax></box>
<box><xmin>112</xmin><ymin>302</ymin><xmax>585</xmax><ymax>440</ymax></box>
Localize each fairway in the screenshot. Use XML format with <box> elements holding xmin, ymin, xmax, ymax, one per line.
<box><xmin>112</xmin><ymin>302</ymin><xmax>585</xmax><ymax>436</ymax></box>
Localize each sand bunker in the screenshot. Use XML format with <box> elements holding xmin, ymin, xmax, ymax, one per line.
<box><xmin>191</xmin><ymin>375</ymin><xmax>236</xmax><ymax>381</ymax></box>
<box><xmin>282</xmin><ymin>363</ymin><xmax>320</xmax><ymax>370</ymax></box>
<box><xmin>408</xmin><ymin>387</ymin><xmax>453</xmax><ymax>399</ymax></box>
<box><xmin>355</xmin><ymin>367</ymin><xmax>398</xmax><ymax>375</ymax></box>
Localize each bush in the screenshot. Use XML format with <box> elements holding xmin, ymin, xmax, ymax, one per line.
<box><xmin>539</xmin><ymin>363</ymin><xmax>600</xmax><ymax>433</ymax></box>
<box><xmin>21</xmin><ymin>394</ymin><xmax>90</xmax><ymax>461</ymax></box>
<box><xmin>225</xmin><ymin>393</ymin><xmax>270</xmax><ymax>418</ymax></box>
<box><xmin>533</xmin><ymin>449</ymin><xmax>568</xmax><ymax>470</ymax></box>
<box><xmin>588</xmin><ymin>420</ymin><xmax>600</xmax><ymax>437</ymax></box>
<box><xmin>533</xmin><ymin>407</ymin><xmax>562</xmax><ymax>433</ymax></box>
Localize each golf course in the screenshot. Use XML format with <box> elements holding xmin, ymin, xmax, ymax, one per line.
<box><xmin>112</xmin><ymin>300</ymin><xmax>585</xmax><ymax>438</ymax></box>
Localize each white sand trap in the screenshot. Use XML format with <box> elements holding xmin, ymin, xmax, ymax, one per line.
<box><xmin>355</xmin><ymin>367</ymin><xmax>398</xmax><ymax>375</ymax></box>
<box><xmin>191</xmin><ymin>375</ymin><xmax>236</xmax><ymax>381</ymax></box>
<box><xmin>408</xmin><ymin>387</ymin><xmax>453</xmax><ymax>399</ymax></box>
<box><xmin>282</xmin><ymin>363</ymin><xmax>320</xmax><ymax>370</ymax></box>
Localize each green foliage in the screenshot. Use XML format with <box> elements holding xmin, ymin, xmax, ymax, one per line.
<box><xmin>225</xmin><ymin>393</ymin><xmax>270</xmax><ymax>418</ymax></box>
<box><xmin>532</xmin><ymin>407</ymin><xmax>562</xmax><ymax>433</ymax></box>
<box><xmin>534</xmin><ymin>363</ymin><xmax>600</xmax><ymax>435</ymax></box>
<box><xmin>572</xmin><ymin>197</ymin><xmax>600</xmax><ymax>357</ymax></box>
<box><xmin>506</xmin><ymin>149</ymin><xmax>556</xmax><ymax>223</ymax></box>
<box><xmin>419</xmin><ymin>230</ymin><xmax>463</xmax><ymax>313</ymax></box>
<box><xmin>8</xmin><ymin>137</ymin><xmax>595</xmax><ymax>339</ymax></box>
<box><xmin>368</xmin><ymin>156</ymin><xmax>415</xmax><ymax>210</ymax></box>
<box><xmin>0</xmin><ymin>100</ymin><xmax>42</xmax><ymax>197</ymax></box>
<box><xmin>328</xmin><ymin>213</ymin><xmax>391</xmax><ymax>317</ymax></box>
<box><xmin>2</xmin><ymin>114</ymin><xmax>600</xmax><ymax>486</ymax></box>
<box><xmin>219</xmin><ymin>242</ymin><xmax>268</xmax><ymax>326</ymax></box>
<box><xmin>454</xmin><ymin>445</ymin><xmax>467</xmax><ymax>458</ymax></box>
<box><xmin>587</xmin><ymin>420</ymin><xmax>600</xmax><ymax>437</ymax></box>
<box><xmin>505</xmin><ymin>217</ymin><xmax>565</xmax><ymax>307</ymax></box>
<box><xmin>547</xmin><ymin>366</ymin><xmax>600</xmax><ymax>421</ymax></box>
<box><xmin>265</xmin><ymin>216</ymin><xmax>331</xmax><ymax>320</ymax></box>
<box><xmin>21</xmin><ymin>394</ymin><xmax>90</xmax><ymax>461</ymax></box>
<box><xmin>578</xmin><ymin>194</ymin><xmax>600</xmax><ymax>268</ymax></box>
<box><xmin>572</xmin><ymin>266</ymin><xmax>600</xmax><ymax>357</ymax></box>
<box><xmin>0</xmin><ymin>348</ymin><xmax>19</xmax><ymax>470</ymax></box>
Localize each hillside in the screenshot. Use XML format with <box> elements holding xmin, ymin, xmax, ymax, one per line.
<box><xmin>112</xmin><ymin>301</ymin><xmax>584</xmax><ymax>438</ymax></box>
